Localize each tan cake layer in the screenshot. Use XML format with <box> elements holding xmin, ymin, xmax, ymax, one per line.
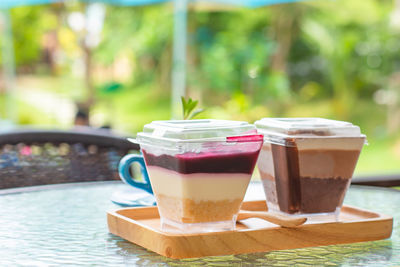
<box><xmin>156</xmin><ymin>194</ymin><xmax>243</xmax><ymax>223</ymax></box>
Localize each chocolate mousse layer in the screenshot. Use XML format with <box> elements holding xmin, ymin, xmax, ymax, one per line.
<box><xmin>299</xmin><ymin>176</ymin><xmax>350</xmax><ymax>213</ymax></box>
<box><xmin>261</xmin><ymin>144</ymin><xmax>361</xmax><ymax>214</ymax></box>
<box><xmin>142</xmin><ymin>149</ymin><xmax>260</xmax><ymax>174</ymax></box>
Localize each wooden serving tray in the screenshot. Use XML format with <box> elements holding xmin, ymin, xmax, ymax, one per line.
<box><xmin>107</xmin><ymin>201</ymin><xmax>393</xmax><ymax>259</ymax></box>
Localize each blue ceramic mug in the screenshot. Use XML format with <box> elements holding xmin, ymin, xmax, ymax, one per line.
<box><xmin>118</xmin><ymin>154</ymin><xmax>153</xmax><ymax>194</ymax></box>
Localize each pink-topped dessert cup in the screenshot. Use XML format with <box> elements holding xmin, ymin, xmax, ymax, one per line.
<box><xmin>136</xmin><ymin>120</ymin><xmax>263</xmax><ymax>233</ymax></box>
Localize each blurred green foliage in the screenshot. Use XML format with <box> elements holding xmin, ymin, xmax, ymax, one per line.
<box><xmin>1</xmin><ymin>0</ymin><xmax>399</xmax><ymax>172</ymax></box>
<box><xmin>6</xmin><ymin>5</ymin><xmax>58</xmax><ymax>67</ymax></box>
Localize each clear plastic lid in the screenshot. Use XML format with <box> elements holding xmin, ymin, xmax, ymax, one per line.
<box><xmin>136</xmin><ymin>119</ymin><xmax>257</xmax><ymax>146</ymax></box>
<box><xmin>254</xmin><ymin>118</ymin><xmax>366</xmax><ymax>145</ymax></box>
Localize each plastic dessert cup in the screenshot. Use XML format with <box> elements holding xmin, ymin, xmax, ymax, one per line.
<box><xmin>136</xmin><ymin>119</ymin><xmax>263</xmax><ymax>233</ymax></box>
<box><xmin>254</xmin><ymin>118</ymin><xmax>366</xmax><ymax>220</ymax></box>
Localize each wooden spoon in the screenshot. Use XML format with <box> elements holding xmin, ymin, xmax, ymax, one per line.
<box><xmin>238</xmin><ymin>210</ymin><xmax>307</xmax><ymax>228</ymax></box>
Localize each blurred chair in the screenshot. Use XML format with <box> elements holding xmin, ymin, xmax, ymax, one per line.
<box><xmin>0</xmin><ymin>129</ymin><xmax>139</xmax><ymax>189</ymax></box>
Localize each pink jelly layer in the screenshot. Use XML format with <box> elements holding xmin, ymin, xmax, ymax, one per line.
<box><xmin>142</xmin><ymin>148</ymin><xmax>261</xmax><ymax>175</ymax></box>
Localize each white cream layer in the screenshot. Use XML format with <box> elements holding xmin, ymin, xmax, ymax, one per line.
<box><xmin>147</xmin><ymin>166</ymin><xmax>251</xmax><ymax>202</ymax></box>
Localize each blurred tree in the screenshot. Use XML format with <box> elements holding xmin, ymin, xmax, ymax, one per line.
<box><xmin>8</xmin><ymin>5</ymin><xmax>59</xmax><ymax>71</ymax></box>
<box><xmin>94</xmin><ymin>4</ymin><xmax>173</xmax><ymax>94</ymax></box>
<box><xmin>300</xmin><ymin>0</ymin><xmax>399</xmax><ymax>120</ymax></box>
<box><xmin>2</xmin><ymin>0</ymin><xmax>400</xmax><ymax>137</ymax></box>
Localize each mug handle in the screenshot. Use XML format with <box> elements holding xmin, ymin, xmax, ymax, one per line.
<box><xmin>118</xmin><ymin>154</ymin><xmax>153</xmax><ymax>194</ymax></box>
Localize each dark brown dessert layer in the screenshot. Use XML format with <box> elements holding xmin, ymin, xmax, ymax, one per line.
<box><xmin>142</xmin><ymin>149</ymin><xmax>260</xmax><ymax>174</ymax></box>
<box><xmin>260</xmin><ymin>143</ymin><xmax>361</xmax><ymax>214</ymax></box>
<box><xmin>271</xmin><ymin>144</ymin><xmax>301</xmax><ymax>214</ymax></box>
<box><xmin>299</xmin><ymin>176</ymin><xmax>350</xmax><ymax>213</ymax></box>
<box><xmin>262</xmin><ymin>173</ymin><xmax>351</xmax><ymax>214</ymax></box>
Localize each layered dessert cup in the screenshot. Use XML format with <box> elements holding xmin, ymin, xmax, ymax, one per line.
<box><xmin>255</xmin><ymin>118</ymin><xmax>366</xmax><ymax>220</ymax></box>
<box><xmin>136</xmin><ymin>120</ymin><xmax>262</xmax><ymax>233</ymax></box>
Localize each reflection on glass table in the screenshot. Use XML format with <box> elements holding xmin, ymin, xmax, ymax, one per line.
<box><xmin>0</xmin><ymin>181</ymin><xmax>399</xmax><ymax>266</ymax></box>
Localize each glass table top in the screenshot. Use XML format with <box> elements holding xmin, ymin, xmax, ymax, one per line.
<box><xmin>0</xmin><ymin>182</ymin><xmax>399</xmax><ymax>266</ymax></box>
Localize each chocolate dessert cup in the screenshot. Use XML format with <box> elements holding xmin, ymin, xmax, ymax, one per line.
<box><xmin>136</xmin><ymin>120</ymin><xmax>263</xmax><ymax>233</ymax></box>
<box><xmin>255</xmin><ymin>118</ymin><xmax>366</xmax><ymax>220</ymax></box>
